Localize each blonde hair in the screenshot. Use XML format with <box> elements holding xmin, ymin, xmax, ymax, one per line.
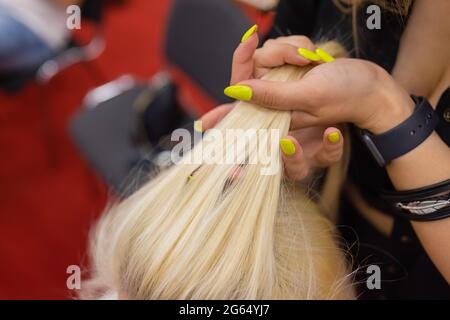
<box><xmin>82</xmin><ymin>42</ymin><xmax>355</xmax><ymax>300</ymax></box>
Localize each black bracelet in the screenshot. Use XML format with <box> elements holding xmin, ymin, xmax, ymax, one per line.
<box><xmin>359</xmin><ymin>96</ymin><xmax>439</xmax><ymax>167</ymax></box>
<box><xmin>380</xmin><ymin>179</ymin><xmax>450</xmax><ymax>221</ymax></box>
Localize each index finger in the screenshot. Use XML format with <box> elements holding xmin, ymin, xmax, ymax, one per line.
<box><xmin>230</xmin><ymin>25</ymin><xmax>259</xmax><ymax>85</ymax></box>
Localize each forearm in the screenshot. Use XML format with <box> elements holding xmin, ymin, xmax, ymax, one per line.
<box><xmin>371</xmin><ymin>86</ymin><xmax>450</xmax><ymax>283</ymax></box>
<box><xmin>385</xmin><ymin>0</ymin><xmax>450</xmax><ymax>280</ymax></box>
<box><xmin>387</xmin><ymin>131</ymin><xmax>450</xmax><ymax>283</ymax></box>
<box><xmin>387</xmin><ymin>133</ymin><xmax>450</xmax><ymax>190</ymax></box>
<box><xmin>367</xmin><ymin>75</ymin><xmax>450</xmax><ymax>191</ymax></box>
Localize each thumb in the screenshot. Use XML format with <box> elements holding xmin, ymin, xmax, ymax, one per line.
<box><xmin>223</xmin><ymin>78</ymin><xmax>312</xmax><ymax>111</ymax></box>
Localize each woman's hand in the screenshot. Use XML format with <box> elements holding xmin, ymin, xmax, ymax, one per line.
<box><xmin>225</xmin><ymin>32</ymin><xmax>415</xmax><ymax>135</ymax></box>
<box><xmin>200</xmin><ymin>104</ymin><xmax>344</xmax><ymax>181</ymax></box>
<box><xmin>199</xmin><ymin>28</ymin><xmax>345</xmax><ymax>181</ymax></box>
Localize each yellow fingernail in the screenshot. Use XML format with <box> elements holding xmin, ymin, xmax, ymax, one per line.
<box><xmin>327</xmin><ymin>132</ymin><xmax>340</xmax><ymax>144</ymax></box>
<box><xmin>316</xmin><ymin>48</ymin><xmax>335</xmax><ymax>63</ymax></box>
<box><xmin>194</xmin><ymin>120</ymin><xmax>203</xmax><ymax>133</ymax></box>
<box><xmin>298</xmin><ymin>48</ymin><xmax>321</xmax><ymax>61</ymax></box>
<box><xmin>241</xmin><ymin>24</ymin><xmax>258</xmax><ymax>43</ymax></box>
<box><xmin>280</xmin><ymin>138</ymin><xmax>296</xmax><ymax>156</ymax></box>
<box><xmin>224</xmin><ymin>85</ymin><xmax>253</xmax><ymax>101</ymax></box>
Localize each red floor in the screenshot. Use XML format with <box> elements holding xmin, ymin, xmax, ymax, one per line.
<box><xmin>0</xmin><ymin>0</ymin><xmax>172</xmax><ymax>299</ymax></box>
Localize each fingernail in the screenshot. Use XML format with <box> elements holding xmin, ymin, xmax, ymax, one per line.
<box><xmin>224</xmin><ymin>85</ymin><xmax>253</xmax><ymax>101</ymax></box>
<box><xmin>280</xmin><ymin>138</ymin><xmax>296</xmax><ymax>156</ymax></box>
<box><xmin>241</xmin><ymin>24</ymin><xmax>258</xmax><ymax>43</ymax></box>
<box><xmin>298</xmin><ymin>48</ymin><xmax>321</xmax><ymax>61</ymax></box>
<box><xmin>327</xmin><ymin>132</ymin><xmax>340</xmax><ymax>144</ymax></box>
<box><xmin>316</xmin><ymin>48</ymin><xmax>335</xmax><ymax>63</ymax></box>
<box><xmin>194</xmin><ymin>120</ymin><xmax>203</xmax><ymax>133</ymax></box>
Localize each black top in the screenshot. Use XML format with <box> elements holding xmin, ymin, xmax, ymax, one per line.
<box><xmin>267</xmin><ymin>0</ymin><xmax>450</xmax><ymax>299</ymax></box>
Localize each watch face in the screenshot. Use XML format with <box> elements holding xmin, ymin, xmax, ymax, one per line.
<box><xmin>360</xmin><ymin>131</ymin><xmax>386</xmax><ymax>167</ymax></box>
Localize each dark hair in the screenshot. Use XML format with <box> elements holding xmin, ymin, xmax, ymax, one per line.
<box><xmin>333</xmin><ymin>0</ymin><xmax>412</xmax><ymax>15</ymax></box>
<box><xmin>333</xmin><ymin>0</ymin><xmax>412</xmax><ymax>56</ymax></box>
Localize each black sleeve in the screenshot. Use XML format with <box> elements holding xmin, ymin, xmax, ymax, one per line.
<box><xmin>265</xmin><ymin>0</ymin><xmax>320</xmax><ymax>39</ymax></box>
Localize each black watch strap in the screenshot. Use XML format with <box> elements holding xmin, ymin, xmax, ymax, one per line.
<box><xmin>360</xmin><ymin>96</ymin><xmax>439</xmax><ymax>166</ymax></box>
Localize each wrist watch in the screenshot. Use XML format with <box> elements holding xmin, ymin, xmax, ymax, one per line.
<box><xmin>359</xmin><ymin>96</ymin><xmax>439</xmax><ymax>167</ymax></box>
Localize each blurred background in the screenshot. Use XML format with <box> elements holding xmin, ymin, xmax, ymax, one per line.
<box><xmin>0</xmin><ymin>0</ymin><xmax>276</xmax><ymax>299</ymax></box>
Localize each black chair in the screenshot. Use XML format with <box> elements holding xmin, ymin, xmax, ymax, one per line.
<box><xmin>70</xmin><ymin>72</ymin><xmax>193</xmax><ymax>193</ymax></box>
<box><xmin>0</xmin><ymin>0</ymin><xmax>106</xmax><ymax>92</ymax></box>
<box><xmin>165</xmin><ymin>0</ymin><xmax>251</xmax><ymax>104</ymax></box>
